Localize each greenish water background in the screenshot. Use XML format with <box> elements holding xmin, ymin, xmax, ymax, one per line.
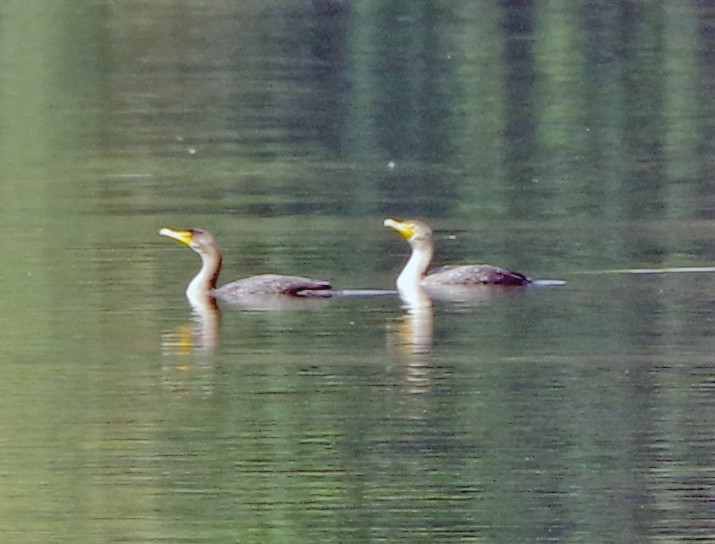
<box><xmin>1</xmin><ymin>1</ymin><xmax>714</xmax><ymax>542</ymax></box>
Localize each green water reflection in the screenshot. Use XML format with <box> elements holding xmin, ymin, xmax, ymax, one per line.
<box><xmin>0</xmin><ymin>1</ymin><xmax>714</xmax><ymax>543</ymax></box>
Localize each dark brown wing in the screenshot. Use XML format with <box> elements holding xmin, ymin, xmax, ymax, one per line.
<box><xmin>425</xmin><ymin>265</ymin><xmax>531</xmax><ymax>286</ymax></box>
<box><xmin>214</xmin><ymin>274</ymin><xmax>333</xmax><ymax>298</ymax></box>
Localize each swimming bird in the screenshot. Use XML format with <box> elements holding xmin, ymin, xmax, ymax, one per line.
<box><xmin>383</xmin><ymin>218</ymin><xmax>532</xmax><ymax>292</ymax></box>
<box><xmin>159</xmin><ymin>228</ymin><xmax>334</xmax><ymax>302</ymax></box>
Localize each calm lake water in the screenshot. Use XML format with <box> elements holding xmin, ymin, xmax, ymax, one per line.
<box><xmin>1</xmin><ymin>1</ymin><xmax>715</xmax><ymax>543</ymax></box>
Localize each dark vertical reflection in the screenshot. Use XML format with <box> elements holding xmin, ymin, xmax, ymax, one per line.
<box><xmin>4</xmin><ymin>3</ymin><xmax>715</xmax><ymax>543</ymax></box>
<box><xmin>696</xmin><ymin>0</ymin><xmax>715</xmax><ymax>217</ymax></box>
<box><xmin>501</xmin><ymin>0</ymin><xmax>539</xmax><ymax>219</ymax></box>
<box><xmin>580</xmin><ymin>0</ymin><xmax>626</xmax><ymax>218</ymax></box>
<box><xmin>373</xmin><ymin>2</ymin><xmax>451</xmax><ymax>163</ymax></box>
<box><xmin>279</xmin><ymin>0</ymin><xmax>351</xmax><ymax>154</ymax></box>
<box><xmin>621</xmin><ymin>2</ymin><xmax>667</xmax><ymax>220</ymax></box>
<box><xmin>371</xmin><ymin>1</ymin><xmax>458</xmax><ymax>215</ymax></box>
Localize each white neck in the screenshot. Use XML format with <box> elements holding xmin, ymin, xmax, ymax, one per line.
<box><xmin>186</xmin><ymin>253</ymin><xmax>221</xmax><ymax>299</ymax></box>
<box><xmin>396</xmin><ymin>244</ymin><xmax>433</xmax><ymax>291</ymax></box>
<box><xmin>397</xmin><ymin>282</ymin><xmax>433</xmax><ymax>310</ymax></box>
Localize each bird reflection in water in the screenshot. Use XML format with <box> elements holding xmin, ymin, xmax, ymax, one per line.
<box><xmin>390</xmin><ymin>284</ymin><xmax>435</xmax><ymax>394</ymax></box>
<box><xmin>161</xmin><ymin>291</ymin><xmax>221</xmax><ymax>356</ymax></box>
<box><xmin>387</xmin><ymin>269</ymin><xmax>539</xmax><ymax>354</ymax></box>
<box><xmin>388</xmin><ymin>282</ymin><xmax>435</xmax><ymax>356</ymax></box>
<box><xmin>383</xmin><ymin>215</ymin><xmax>564</xmax><ymax>382</ymax></box>
<box><xmin>383</xmin><ymin>216</ymin><xmax>538</xmax><ymax>356</ymax></box>
<box><xmin>158</xmin><ymin>226</ymin><xmax>339</xmax><ymax>355</ymax></box>
<box><xmin>159</xmin><ymin>289</ymin><xmax>221</xmax><ymax>397</ymax></box>
<box><xmin>160</xmin><ymin>283</ymin><xmax>339</xmax><ymax>356</ymax></box>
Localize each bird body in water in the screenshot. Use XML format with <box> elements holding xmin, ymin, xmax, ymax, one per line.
<box><xmin>383</xmin><ymin>218</ymin><xmax>532</xmax><ymax>291</ymax></box>
<box><xmin>159</xmin><ymin>228</ymin><xmax>333</xmax><ymax>302</ymax></box>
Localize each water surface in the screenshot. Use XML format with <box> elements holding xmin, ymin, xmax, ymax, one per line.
<box><xmin>1</xmin><ymin>1</ymin><xmax>714</xmax><ymax>543</ymax></box>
